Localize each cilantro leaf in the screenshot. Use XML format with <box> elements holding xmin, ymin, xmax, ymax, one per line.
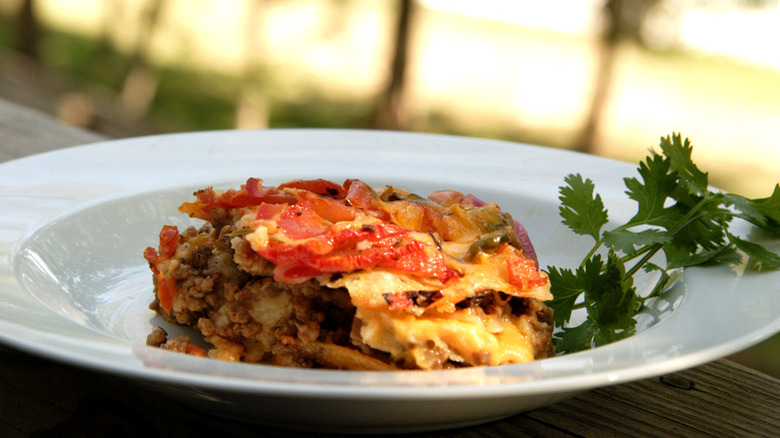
<box><xmin>729</xmin><ymin>233</ymin><xmax>780</xmax><ymax>271</ymax></box>
<box><xmin>724</xmin><ymin>185</ymin><xmax>780</xmax><ymax>234</ymax></box>
<box><xmin>664</xmin><ymin>241</ymin><xmax>728</xmax><ymax>270</ymax></box>
<box><xmin>662</xmin><ymin>195</ymin><xmax>732</xmax><ymax>269</ymax></box>
<box><xmin>603</xmin><ymin>228</ymin><xmax>670</xmax><ymax>257</ymax></box>
<box><xmin>641</xmin><ymin>263</ymin><xmax>675</xmax><ymax>301</ymax></box>
<box><xmin>752</xmin><ymin>184</ymin><xmax>780</xmax><ymax>224</ymax></box>
<box><xmin>558</xmin><ymin>174</ymin><xmax>608</xmax><ymax>241</ymax></box>
<box><xmin>547</xmin><ymin>133</ymin><xmax>780</xmax><ymax>356</ymax></box>
<box><xmin>585</xmin><ymin>251</ymin><xmax>641</xmax><ymax>334</ymax></box>
<box><xmin>547</xmin><ymin>256</ymin><xmax>608</xmax><ymax>327</ymax></box>
<box><xmin>623</xmin><ymin>152</ymin><xmax>678</xmax><ymax>227</ymax></box>
<box><xmin>546</xmin><ymin>266</ymin><xmax>584</xmax><ymax>327</ymax></box>
<box><xmin>706</xmin><ymin>245</ymin><xmax>746</xmax><ymax>267</ymax></box>
<box><xmin>659</xmin><ymin>133</ymin><xmax>709</xmax><ymax>196</ymax></box>
<box><xmin>553</xmin><ymin>319</ymin><xmax>597</xmax><ymax>354</ymax></box>
<box><xmin>549</xmin><ymin>252</ymin><xmax>640</xmax><ymax>352</ymax></box>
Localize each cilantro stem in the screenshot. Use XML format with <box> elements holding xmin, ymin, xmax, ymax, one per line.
<box><xmin>667</xmin><ymin>197</ymin><xmax>710</xmax><ymax>235</ymax></box>
<box><xmin>618</xmin><ymin>244</ymin><xmax>654</xmax><ymax>265</ymax></box>
<box><xmin>625</xmin><ymin>244</ymin><xmax>663</xmax><ymax>278</ymax></box>
<box><xmin>623</xmin><ymin>197</ymin><xmax>710</xmax><ymax>277</ymax></box>
<box><xmin>580</xmin><ymin>241</ymin><xmax>603</xmax><ymax>268</ymax></box>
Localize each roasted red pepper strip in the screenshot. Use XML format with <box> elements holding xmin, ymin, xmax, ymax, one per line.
<box><xmin>143</xmin><ymin>246</ymin><xmax>160</xmax><ymax>267</ymax></box>
<box><xmin>158</xmin><ymin>225</ymin><xmax>179</xmax><ymax>258</ymax></box>
<box><xmin>185</xmin><ymin>343</ymin><xmax>207</xmax><ymax>357</ymax></box>
<box><xmin>156</xmin><ymin>274</ymin><xmax>177</xmax><ymax>315</ymax></box>
<box><xmin>143</xmin><ymin>226</ymin><xmax>180</xmax><ymax>315</ymax></box>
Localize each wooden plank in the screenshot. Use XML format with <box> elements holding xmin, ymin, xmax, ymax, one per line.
<box><xmin>0</xmin><ymin>98</ymin><xmax>105</xmax><ymax>163</ymax></box>
<box><xmin>521</xmin><ymin>361</ymin><xmax>779</xmax><ymax>438</ymax></box>
<box><xmin>3</xmin><ymin>342</ymin><xmax>776</xmax><ymax>438</ymax></box>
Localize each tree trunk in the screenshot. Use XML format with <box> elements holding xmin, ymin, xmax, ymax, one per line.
<box><xmin>573</xmin><ymin>0</ymin><xmax>624</xmax><ymax>154</ymax></box>
<box><xmin>372</xmin><ymin>0</ymin><xmax>414</xmax><ymax>130</ymax></box>
<box><xmin>14</xmin><ymin>0</ymin><xmax>39</xmax><ymax>61</ymax></box>
<box><xmin>235</xmin><ymin>0</ymin><xmax>270</xmax><ymax>130</ymax></box>
<box><xmin>119</xmin><ymin>0</ymin><xmax>165</xmax><ymax>121</ymax></box>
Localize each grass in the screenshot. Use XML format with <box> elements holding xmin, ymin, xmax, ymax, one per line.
<box><xmin>0</xmin><ymin>12</ymin><xmax>375</xmax><ymax>134</ymax></box>
<box><xmin>610</xmin><ymin>43</ymin><xmax>780</xmax><ymax>105</ymax></box>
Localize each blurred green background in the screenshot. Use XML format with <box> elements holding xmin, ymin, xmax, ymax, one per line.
<box><xmin>0</xmin><ymin>0</ymin><xmax>777</xmax><ymax>376</ymax></box>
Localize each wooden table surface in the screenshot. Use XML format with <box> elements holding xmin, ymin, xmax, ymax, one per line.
<box><xmin>0</xmin><ymin>97</ymin><xmax>778</xmax><ymax>437</ymax></box>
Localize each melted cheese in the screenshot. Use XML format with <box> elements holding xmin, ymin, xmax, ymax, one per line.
<box><xmin>357</xmin><ymin>307</ymin><xmax>535</xmax><ymax>369</ymax></box>
<box><xmin>322</xmin><ymin>268</ymin><xmax>441</xmax><ymax>308</ymax></box>
<box><xmin>322</xmin><ymin>247</ymin><xmax>552</xmax><ymax>312</ymax></box>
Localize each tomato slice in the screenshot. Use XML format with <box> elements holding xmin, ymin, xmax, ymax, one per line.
<box><xmin>260</xmin><ymin>210</ymin><xmax>457</xmax><ymax>283</ymax></box>
<box><xmin>278</xmin><ymin>178</ymin><xmax>346</xmax><ymax>198</ymax></box>
<box><xmin>246</xmin><ymin>180</ymin><xmax>465</xmax><ymax>283</ymax></box>
<box><xmin>344</xmin><ymin>179</ymin><xmax>391</xmax><ymax>221</ymax></box>
<box><xmin>179</xmin><ymin>179</ymin><xmax>297</xmax><ymax>221</ymax></box>
<box><xmin>261</xmin><ymin>222</ymin><xmax>407</xmax><ymax>265</ymax></box>
<box><xmin>275</xmin><ymin>202</ymin><xmax>331</xmax><ymax>240</ymax></box>
<box><xmin>244</xmin><ymin>177</ymin><xmax>298</xmax><ymax>205</ymax></box>
<box><xmin>172</xmin><ymin>177</ymin><xmax>544</xmax><ymax>291</ymax></box>
<box><xmin>297</xmin><ymin>190</ymin><xmax>355</xmax><ymax>223</ymax></box>
<box><xmin>504</xmin><ymin>247</ymin><xmax>548</xmax><ymax>289</ymax></box>
<box><xmin>268</xmin><ymin>238</ymin><xmax>456</xmax><ymax>283</ymax></box>
<box><xmin>255</xmin><ymin>202</ymin><xmax>287</xmax><ymax>220</ymax></box>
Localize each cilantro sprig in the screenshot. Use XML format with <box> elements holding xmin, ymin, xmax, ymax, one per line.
<box><xmin>547</xmin><ymin>133</ymin><xmax>780</xmax><ymax>354</ymax></box>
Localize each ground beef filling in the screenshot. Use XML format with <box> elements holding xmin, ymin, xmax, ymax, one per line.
<box><xmin>147</xmin><ymin>223</ymin><xmax>554</xmax><ymax>370</ymax></box>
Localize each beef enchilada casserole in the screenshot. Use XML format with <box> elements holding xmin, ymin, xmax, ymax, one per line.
<box><xmin>144</xmin><ymin>178</ymin><xmax>553</xmax><ymax>370</ymax></box>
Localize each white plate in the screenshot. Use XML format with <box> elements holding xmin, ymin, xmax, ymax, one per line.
<box><xmin>1</xmin><ymin>129</ymin><xmax>778</xmax><ymax>434</ymax></box>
